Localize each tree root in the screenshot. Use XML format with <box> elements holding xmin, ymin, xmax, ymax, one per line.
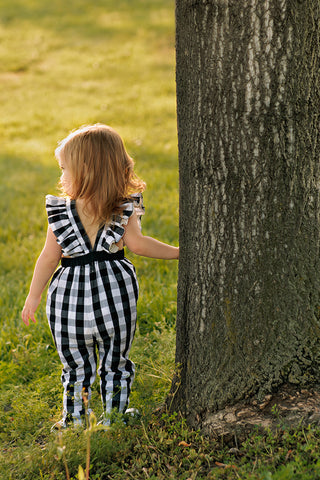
<box><xmin>200</xmin><ymin>384</ymin><xmax>320</xmax><ymax>445</ymax></box>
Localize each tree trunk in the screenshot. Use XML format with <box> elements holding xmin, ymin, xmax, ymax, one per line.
<box><xmin>172</xmin><ymin>0</ymin><xmax>320</xmax><ymax>430</ymax></box>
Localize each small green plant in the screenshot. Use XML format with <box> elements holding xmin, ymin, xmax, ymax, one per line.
<box><xmin>82</xmin><ymin>391</ymin><xmax>93</xmax><ymax>480</ymax></box>
<box><xmin>57</xmin><ymin>430</ymin><xmax>71</xmax><ymax>480</ymax></box>
<box><xmin>271</xmin><ymin>404</ymin><xmax>280</xmax><ymax>419</ymax></box>
<box><xmin>56</xmin><ymin>390</ymin><xmax>108</xmax><ymax>480</ymax></box>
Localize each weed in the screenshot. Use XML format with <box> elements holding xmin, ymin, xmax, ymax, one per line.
<box><xmin>57</xmin><ymin>430</ymin><xmax>70</xmax><ymax>480</ymax></box>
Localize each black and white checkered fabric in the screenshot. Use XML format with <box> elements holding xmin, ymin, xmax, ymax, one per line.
<box><xmin>45</xmin><ymin>195</ymin><xmax>143</xmax><ymax>425</ymax></box>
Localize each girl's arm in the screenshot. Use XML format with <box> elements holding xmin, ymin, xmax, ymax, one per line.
<box><xmin>22</xmin><ymin>226</ymin><xmax>62</xmax><ymax>326</ymax></box>
<box><xmin>123</xmin><ymin>211</ymin><xmax>179</xmax><ymax>260</ymax></box>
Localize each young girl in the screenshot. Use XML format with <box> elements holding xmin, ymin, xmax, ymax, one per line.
<box><xmin>22</xmin><ymin>124</ymin><xmax>179</xmax><ymax>427</ymax></box>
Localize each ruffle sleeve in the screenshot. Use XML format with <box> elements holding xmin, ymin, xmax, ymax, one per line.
<box><xmin>101</xmin><ymin>194</ymin><xmax>145</xmax><ymax>253</ymax></box>
<box><xmin>45</xmin><ymin>195</ymin><xmax>85</xmax><ymax>256</ymax></box>
<box><xmin>131</xmin><ymin>193</ymin><xmax>145</xmax><ymax>222</ymax></box>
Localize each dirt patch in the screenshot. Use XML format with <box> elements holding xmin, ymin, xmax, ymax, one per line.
<box><xmin>200</xmin><ymin>384</ymin><xmax>320</xmax><ymax>445</ymax></box>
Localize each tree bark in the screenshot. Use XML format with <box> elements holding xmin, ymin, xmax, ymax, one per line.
<box><xmin>172</xmin><ymin>0</ymin><xmax>320</xmax><ymax>429</ymax></box>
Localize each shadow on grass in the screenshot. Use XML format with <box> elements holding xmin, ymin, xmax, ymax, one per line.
<box><xmin>1</xmin><ymin>0</ymin><xmax>174</xmax><ymax>42</ymax></box>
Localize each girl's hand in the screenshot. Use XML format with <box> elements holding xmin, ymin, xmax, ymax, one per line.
<box><xmin>22</xmin><ymin>295</ymin><xmax>41</xmax><ymax>326</ymax></box>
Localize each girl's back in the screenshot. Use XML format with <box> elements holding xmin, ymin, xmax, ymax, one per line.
<box><xmin>74</xmin><ymin>199</ymin><xmax>101</xmax><ymax>250</ymax></box>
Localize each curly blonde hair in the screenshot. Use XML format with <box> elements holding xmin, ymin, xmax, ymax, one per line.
<box><xmin>55</xmin><ymin>124</ymin><xmax>146</xmax><ymax>224</ymax></box>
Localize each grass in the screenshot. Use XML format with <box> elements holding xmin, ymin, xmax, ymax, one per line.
<box><xmin>1</xmin><ymin>0</ymin><xmax>320</xmax><ymax>479</ymax></box>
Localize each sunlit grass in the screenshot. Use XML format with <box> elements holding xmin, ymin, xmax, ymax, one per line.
<box><xmin>0</xmin><ymin>0</ymin><xmax>176</xmax><ymax>160</ymax></box>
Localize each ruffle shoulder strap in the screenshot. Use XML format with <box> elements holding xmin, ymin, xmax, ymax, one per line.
<box><xmin>45</xmin><ymin>195</ymin><xmax>83</xmax><ymax>254</ymax></box>
<box><xmin>45</xmin><ymin>195</ymin><xmax>68</xmax><ymax>238</ymax></box>
<box><xmin>102</xmin><ymin>194</ymin><xmax>145</xmax><ymax>253</ymax></box>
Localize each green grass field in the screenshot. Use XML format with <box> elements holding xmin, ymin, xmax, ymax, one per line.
<box><xmin>1</xmin><ymin>1</ymin><xmax>320</xmax><ymax>479</ymax></box>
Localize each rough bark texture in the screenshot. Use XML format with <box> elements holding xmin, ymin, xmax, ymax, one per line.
<box><xmin>171</xmin><ymin>0</ymin><xmax>320</xmax><ymax>430</ymax></box>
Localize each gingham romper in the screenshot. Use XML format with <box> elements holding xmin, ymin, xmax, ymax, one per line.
<box><xmin>45</xmin><ymin>194</ymin><xmax>144</xmax><ymax>425</ymax></box>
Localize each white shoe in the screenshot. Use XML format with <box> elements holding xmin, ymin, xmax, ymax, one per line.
<box><xmin>125</xmin><ymin>408</ymin><xmax>140</xmax><ymax>417</ymax></box>
<box><xmin>97</xmin><ymin>408</ymin><xmax>140</xmax><ymax>427</ymax></box>
<box><xmin>50</xmin><ymin>419</ymin><xmax>67</xmax><ymax>432</ymax></box>
<box><xmin>97</xmin><ymin>415</ymin><xmax>111</xmax><ymax>428</ymax></box>
<box><xmin>124</xmin><ymin>408</ymin><xmax>141</xmax><ymax>424</ymax></box>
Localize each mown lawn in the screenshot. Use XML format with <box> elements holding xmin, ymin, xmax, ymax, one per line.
<box><xmin>1</xmin><ymin>1</ymin><xmax>320</xmax><ymax>479</ymax></box>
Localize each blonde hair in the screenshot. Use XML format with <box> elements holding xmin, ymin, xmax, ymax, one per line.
<box><xmin>55</xmin><ymin>124</ymin><xmax>146</xmax><ymax>224</ymax></box>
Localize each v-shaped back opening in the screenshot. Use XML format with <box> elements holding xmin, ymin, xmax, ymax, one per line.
<box><xmin>70</xmin><ymin>200</ymin><xmax>104</xmax><ymax>251</ymax></box>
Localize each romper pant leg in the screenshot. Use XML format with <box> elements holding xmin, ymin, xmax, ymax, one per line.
<box><xmin>95</xmin><ymin>260</ymin><xmax>138</xmax><ymax>422</ymax></box>
<box><xmin>97</xmin><ymin>327</ymin><xmax>136</xmax><ymax>419</ymax></box>
<box><xmin>47</xmin><ymin>266</ymin><xmax>97</xmax><ymax>425</ymax></box>
<box><xmin>51</xmin><ymin>326</ymin><xmax>97</xmax><ymax>424</ymax></box>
